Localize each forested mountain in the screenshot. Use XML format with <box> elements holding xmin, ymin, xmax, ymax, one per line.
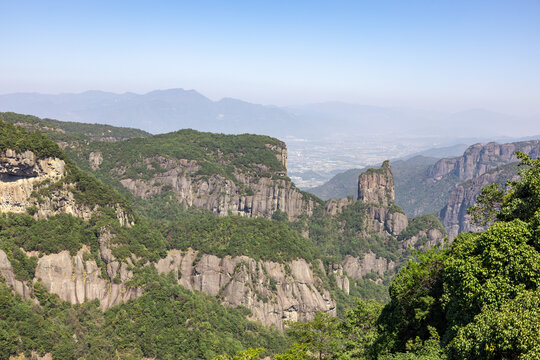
<box><xmin>2</xmin><ymin>113</ymin><xmax>538</xmax><ymax>359</ymax></box>
<box><xmin>308</xmin><ymin>140</ymin><xmax>540</xmax><ymax>240</ymax></box>
<box><xmin>0</xmin><ymin>114</ymin><xmax>450</xmax><ymax>359</ymax></box>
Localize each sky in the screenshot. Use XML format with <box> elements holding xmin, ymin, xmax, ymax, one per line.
<box><xmin>1</xmin><ymin>0</ymin><xmax>539</xmax><ymax>115</ymax></box>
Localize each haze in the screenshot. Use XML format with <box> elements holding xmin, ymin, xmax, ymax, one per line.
<box><xmin>1</xmin><ymin>0</ymin><xmax>539</xmax><ymax>116</ymax></box>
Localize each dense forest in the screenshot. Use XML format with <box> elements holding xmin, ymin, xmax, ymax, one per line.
<box><xmin>1</xmin><ymin>118</ymin><xmax>539</xmax><ymax>359</ymax></box>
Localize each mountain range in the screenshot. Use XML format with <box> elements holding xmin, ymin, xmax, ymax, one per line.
<box><xmin>1</xmin><ymin>89</ymin><xmax>539</xmax><ymax>141</ymax></box>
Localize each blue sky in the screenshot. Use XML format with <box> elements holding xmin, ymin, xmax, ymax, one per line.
<box><xmin>1</xmin><ymin>0</ymin><xmax>539</xmax><ymax>115</ymax></box>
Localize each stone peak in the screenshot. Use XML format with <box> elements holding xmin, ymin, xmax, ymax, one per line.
<box><xmin>357</xmin><ymin>160</ymin><xmax>394</xmax><ymax>206</ymax></box>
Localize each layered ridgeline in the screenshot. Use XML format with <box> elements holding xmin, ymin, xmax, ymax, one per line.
<box><xmin>308</xmin><ymin>140</ymin><xmax>540</xmax><ymax>240</ymax></box>
<box><xmin>0</xmin><ymin>114</ymin><xmax>448</xmax><ymax>359</ymax></box>
<box><xmin>231</xmin><ymin>153</ymin><xmax>540</xmax><ymax>360</ymax></box>
<box><xmin>0</xmin><ymin>120</ymin><xmax>317</xmax><ymax>359</ymax></box>
<box><xmin>67</xmin><ymin>128</ymin><xmax>317</xmax><ymax>220</ymax></box>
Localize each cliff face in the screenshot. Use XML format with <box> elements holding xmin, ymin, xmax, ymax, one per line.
<box><xmin>357</xmin><ymin>161</ymin><xmax>408</xmax><ymax>237</ymax></box>
<box><xmin>93</xmin><ymin>142</ymin><xmax>314</xmax><ymax>221</ymax></box>
<box><xmin>0</xmin><ymin>149</ymin><xmax>65</xmax><ymax>214</ymax></box>
<box><xmin>358</xmin><ymin>160</ymin><xmax>394</xmax><ymax>206</ymax></box>
<box><xmin>156</xmin><ymin>249</ymin><xmax>336</xmax><ymax>330</ymax></box>
<box><xmin>342</xmin><ymin>252</ymin><xmax>395</xmax><ymax>280</ymax></box>
<box><xmin>0</xmin><ymin>149</ymin><xmax>131</xmax><ymax>225</ymax></box>
<box><xmin>440</xmin><ymin>163</ymin><xmax>519</xmax><ymax>240</ymax></box>
<box><xmin>427</xmin><ymin>141</ymin><xmax>540</xmax><ymax>182</ymax></box>
<box><xmin>2</xmin><ymin>244</ymin><xmax>337</xmax><ymax>329</ymax></box>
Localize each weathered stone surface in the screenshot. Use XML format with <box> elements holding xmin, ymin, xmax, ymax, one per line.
<box><xmin>440</xmin><ymin>163</ymin><xmax>520</xmax><ymax>240</ymax></box>
<box><xmin>427</xmin><ymin>140</ymin><xmax>540</xmax><ymax>182</ymax></box>
<box><xmin>88</xmin><ymin>151</ymin><xmax>103</xmax><ymax>170</ymax></box>
<box><xmin>34</xmin><ymin>248</ymin><xmax>142</xmax><ymax>309</ymax></box>
<box><xmin>365</xmin><ymin>205</ymin><xmax>408</xmax><ymax>237</ymax></box>
<box><xmin>0</xmin><ymin>150</ymin><xmax>65</xmax><ymax>214</ymax></box>
<box><xmin>0</xmin><ymin>249</ymin><xmax>32</xmax><ymax>298</ymax></box>
<box><xmin>156</xmin><ymin>249</ymin><xmax>336</xmax><ymax>329</ymax></box>
<box><xmin>329</xmin><ymin>263</ymin><xmax>350</xmax><ymax>294</ymax></box>
<box><xmin>400</xmin><ymin>228</ymin><xmax>446</xmax><ymax>249</ymax></box>
<box><xmin>342</xmin><ymin>252</ymin><xmax>395</xmax><ymax>280</ymax></box>
<box><xmin>358</xmin><ymin>160</ymin><xmax>394</xmax><ymax>206</ymax></box>
<box><xmin>0</xmin><ymin>149</ymin><xmax>132</xmax><ymax>224</ymax></box>
<box><xmin>120</xmin><ymin>163</ymin><xmax>315</xmax><ymax>220</ymax></box>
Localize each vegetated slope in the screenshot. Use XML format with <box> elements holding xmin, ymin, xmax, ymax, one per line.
<box><xmin>0</xmin><ymin>111</ymin><xmax>149</xmax><ymax>143</ymax></box>
<box><xmin>0</xmin><ymin>119</ymin><xmax>343</xmax><ymax>333</ymax></box>
<box><xmin>0</xmin><ymin>121</ymin><xmax>313</xmax><ymax>358</ymax></box>
<box><xmin>373</xmin><ymin>153</ymin><xmax>540</xmax><ymax>359</ymax></box>
<box><xmin>0</xmin><ymin>115</ymin><xmax>447</xmax><ymax>353</ymax></box>
<box><xmin>68</xmin><ymin>128</ymin><xmax>318</xmax><ymax>220</ymax></box>
<box><xmin>294</xmin><ymin>161</ymin><xmax>447</xmax><ymax>305</ymax></box>
<box><xmin>238</xmin><ymin>153</ymin><xmax>540</xmax><ymax>360</ymax></box>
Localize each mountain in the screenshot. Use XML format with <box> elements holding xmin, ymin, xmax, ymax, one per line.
<box><xmin>0</xmin><ymin>89</ymin><xmax>304</xmax><ymax>137</ymax></box>
<box><xmin>306</xmin><ymin>155</ymin><xmax>441</xmax><ymax>216</ymax></box>
<box><xmin>2</xmin><ymin>90</ymin><xmax>540</xmax><ymax>142</ymax></box>
<box><xmin>0</xmin><ymin>114</ymin><xmax>483</xmax><ymax>359</ymax></box>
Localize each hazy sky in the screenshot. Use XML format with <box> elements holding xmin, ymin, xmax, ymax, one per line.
<box><xmin>1</xmin><ymin>0</ymin><xmax>539</xmax><ymax>115</ymax></box>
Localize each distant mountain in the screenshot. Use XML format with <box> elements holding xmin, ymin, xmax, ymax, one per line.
<box><xmin>1</xmin><ymin>90</ymin><xmax>539</xmax><ymax>140</ymax></box>
<box><xmin>0</xmin><ymin>89</ymin><xmax>305</xmax><ymax>137</ymax></box>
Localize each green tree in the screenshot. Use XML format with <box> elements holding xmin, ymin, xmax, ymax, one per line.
<box><xmin>286</xmin><ymin>312</ymin><xmax>342</xmax><ymax>360</ymax></box>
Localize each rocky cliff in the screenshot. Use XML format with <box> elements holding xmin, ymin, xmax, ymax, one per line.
<box><xmin>427</xmin><ymin>140</ymin><xmax>540</xmax><ymax>182</ymax></box>
<box><xmin>440</xmin><ymin>162</ymin><xmax>519</xmax><ymax>239</ymax></box>
<box><xmin>156</xmin><ymin>249</ymin><xmax>336</xmax><ymax>329</ymax></box>
<box><xmin>357</xmin><ymin>161</ymin><xmax>408</xmax><ymax>237</ymax></box>
<box><xmin>358</xmin><ymin>160</ymin><xmax>395</xmax><ymax>206</ymax></box>
<box><xmin>0</xmin><ymin>244</ymin><xmax>337</xmax><ymax>329</ymax></box>
<box><xmin>84</xmin><ymin>131</ymin><xmax>316</xmax><ymax>221</ymax></box>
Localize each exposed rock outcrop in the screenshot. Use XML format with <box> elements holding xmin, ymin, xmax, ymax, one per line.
<box><xmin>119</xmin><ymin>153</ymin><xmax>315</xmax><ymax>220</ymax></box>
<box><xmin>365</xmin><ymin>205</ymin><xmax>408</xmax><ymax>237</ymax></box>
<box><xmin>35</xmin><ymin>247</ymin><xmax>142</xmax><ymax>308</ymax></box>
<box><xmin>0</xmin><ymin>249</ymin><xmax>32</xmax><ymax>298</ymax></box>
<box><xmin>427</xmin><ymin>140</ymin><xmax>540</xmax><ymax>182</ymax></box>
<box><xmin>358</xmin><ymin>160</ymin><xmax>394</xmax><ymax>206</ymax></box>
<box><xmin>156</xmin><ymin>249</ymin><xmax>336</xmax><ymax>329</ymax></box>
<box><xmin>0</xmin><ymin>149</ymin><xmax>65</xmax><ymax>214</ymax></box>
<box><xmin>357</xmin><ymin>161</ymin><xmax>408</xmax><ymax>237</ymax></box>
<box><xmin>440</xmin><ymin>163</ymin><xmax>520</xmax><ymax>240</ymax></box>
<box><xmin>400</xmin><ymin>228</ymin><xmax>446</xmax><ymax>249</ymax></box>
<box><xmin>324</xmin><ymin>196</ymin><xmax>354</xmax><ymax>215</ymax></box>
<box><xmin>342</xmin><ymin>253</ymin><xmax>395</xmax><ymax>280</ymax></box>
<box><xmin>0</xmin><ymin>149</ymin><xmax>132</xmax><ymax>224</ymax></box>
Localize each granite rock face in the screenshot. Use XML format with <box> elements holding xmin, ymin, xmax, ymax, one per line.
<box><xmin>35</xmin><ymin>247</ymin><xmax>142</xmax><ymax>308</ymax></box>
<box><xmin>400</xmin><ymin>228</ymin><xmax>446</xmax><ymax>250</ymax></box>
<box><xmin>358</xmin><ymin>160</ymin><xmax>395</xmax><ymax>206</ymax></box>
<box><xmin>427</xmin><ymin>140</ymin><xmax>540</xmax><ymax>182</ymax></box>
<box><xmin>440</xmin><ymin>163</ymin><xmax>519</xmax><ymax>240</ymax></box>
<box><xmin>342</xmin><ymin>252</ymin><xmax>396</xmax><ymax>280</ymax></box>
<box><xmin>324</xmin><ymin>197</ymin><xmax>354</xmax><ymax>215</ymax></box>
<box><xmin>114</xmin><ymin>145</ymin><xmax>314</xmax><ymax>221</ymax></box>
<box><xmin>0</xmin><ymin>149</ymin><xmax>131</xmax><ymax>224</ymax></box>
<box><xmin>156</xmin><ymin>250</ymin><xmax>336</xmax><ymax>330</ymax></box>
<box><xmin>358</xmin><ymin>161</ymin><xmax>408</xmax><ymax>237</ymax></box>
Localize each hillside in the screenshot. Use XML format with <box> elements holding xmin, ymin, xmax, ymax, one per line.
<box><xmin>0</xmin><ymin>121</ymin><xmax>332</xmax><ymax>358</ymax></box>
<box><xmin>0</xmin><ymin>111</ymin><xmax>149</xmax><ymax>143</ymax></box>
<box><xmin>0</xmin><ymin>116</ymin><xmax>451</xmax><ymax>359</ymax></box>
<box><xmin>66</xmin><ymin>128</ymin><xmax>319</xmax><ymax>221</ymax></box>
